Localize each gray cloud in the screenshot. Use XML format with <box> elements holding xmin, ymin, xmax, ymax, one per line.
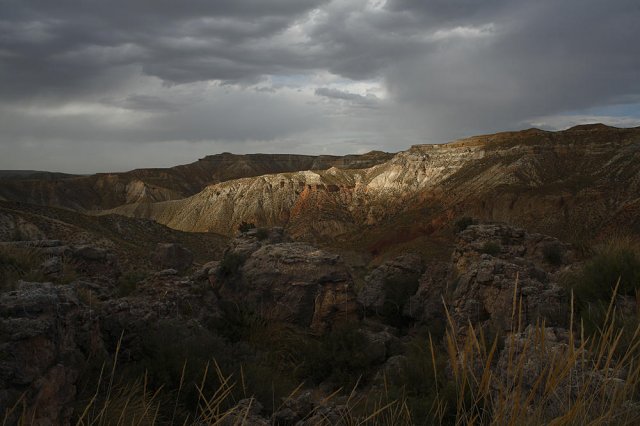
<box><xmin>1</xmin><ymin>0</ymin><xmax>639</xmax><ymax>172</ymax></box>
<box><xmin>315</xmin><ymin>87</ymin><xmax>378</xmax><ymax>107</ymax></box>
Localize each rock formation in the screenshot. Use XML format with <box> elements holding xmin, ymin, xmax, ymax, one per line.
<box><xmin>104</xmin><ymin>125</ymin><xmax>640</xmax><ymax>245</ymax></box>
<box><xmin>211</xmin><ymin>229</ymin><xmax>360</xmax><ymax>333</ymax></box>
<box><xmin>0</xmin><ymin>152</ymin><xmax>393</xmax><ymax>212</ymax></box>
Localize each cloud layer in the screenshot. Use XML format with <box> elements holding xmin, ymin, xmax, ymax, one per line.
<box><xmin>1</xmin><ymin>0</ymin><xmax>639</xmax><ymax>172</ymax></box>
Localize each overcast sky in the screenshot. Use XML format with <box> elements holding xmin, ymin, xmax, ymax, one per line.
<box><xmin>1</xmin><ymin>0</ymin><xmax>639</xmax><ymax>173</ymax></box>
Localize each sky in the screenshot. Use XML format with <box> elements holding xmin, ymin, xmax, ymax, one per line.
<box><xmin>1</xmin><ymin>0</ymin><xmax>639</xmax><ymax>173</ymax></box>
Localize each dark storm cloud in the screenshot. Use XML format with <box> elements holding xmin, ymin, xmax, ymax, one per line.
<box><xmin>0</xmin><ymin>0</ymin><xmax>328</xmax><ymax>99</ymax></box>
<box><xmin>1</xmin><ymin>0</ymin><xmax>639</xmax><ymax>172</ymax></box>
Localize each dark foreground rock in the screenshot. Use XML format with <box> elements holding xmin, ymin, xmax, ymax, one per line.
<box><xmin>0</xmin><ymin>281</ymin><xmax>103</xmax><ymax>425</ymax></box>
<box><xmin>386</xmin><ymin>223</ymin><xmax>574</xmax><ymax>335</ymax></box>
<box><xmin>214</xmin><ymin>233</ymin><xmax>360</xmax><ymax>333</ymax></box>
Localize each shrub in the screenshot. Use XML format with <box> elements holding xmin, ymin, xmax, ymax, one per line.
<box><xmin>255</xmin><ymin>228</ymin><xmax>269</xmax><ymax>241</ymax></box>
<box><xmin>0</xmin><ymin>246</ymin><xmax>45</xmax><ymax>291</ymax></box>
<box><xmin>542</xmin><ymin>242</ymin><xmax>564</xmax><ymax>266</ymax></box>
<box><xmin>454</xmin><ymin>216</ymin><xmax>474</xmax><ymax>233</ymax></box>
<box><xmin>299</xmin><ymin>325</ymin><xmax>378</xmax><ymax>390</ymax></box>
<box><xmin>438</xmin><ymin>294</ymin><xmax>640</xmax><ymax>425</ymax></box>
<box><xmin>238</xmin><ymin>221</ymin><xmax>256</xmax><ymax>233</ymax></box>
<box><xmin>116</xmin><ymin>270</ymin><xmax>149</xmax><ymax>297</ymax></box>
<box><xmin>480</xmin><ymin>241</ymin><xmax>501</xmax><ymax>256</ymax></box>
<box><xmin>379</xmin><ymin>332</ymin><xmax>457</xmax><ymax>424</ymax></box>
<box><xmin>217</xmin><ymin>252</ymin><xmax>245</xmax><ymax>278</ymax></box>
<box><xmin>570</xmin><ymin>239</ymin><xmax>640</xmax><ymax>303</ymax></box>
<box><xmin>214</xmin><ymin>302</ymin><xmax>269</xmax><ymax>343</ymax></box>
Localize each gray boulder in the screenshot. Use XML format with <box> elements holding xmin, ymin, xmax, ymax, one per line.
<box><xmin>216</xmin><ymin>236</ymin><xmax>360</xmax><ymax>333</ymax></box>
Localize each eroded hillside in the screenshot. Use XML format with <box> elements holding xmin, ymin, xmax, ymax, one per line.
<box><xmin>0</xmin><ymin>151</ymin><xmax>393</xmax><ymax>211</ymax></box>
<box><xmin>104</xmin><ymin>125</ymin><xmax>640</xmax><ymax>247</ymax></box>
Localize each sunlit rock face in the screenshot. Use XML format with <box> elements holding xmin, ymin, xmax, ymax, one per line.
<box><xmin>108</xmin><ymin>125</ymin><xmax>640</xmax><ymax>243</ymax></box>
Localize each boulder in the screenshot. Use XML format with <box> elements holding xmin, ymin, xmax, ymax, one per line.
<box><xmin>357</xmin><ymin>254</ymin><xmax>423</xmax><ymax>320</ymax></box>
<box><xmin>404</xmin><ymin>260</ymin><xmax>451</xmax><ymax>325</ymax></box>
<box><xmin>70</xmin><ymin>244</ymin><xmax>119</xmax><ymax>282</ymax></box>
<box><xmin>271</xmin><ymin>391</ymin><xmax>348</xmax><ymax>426</ymax></box>
<box><xmin>217</xmin><ymin>236</ymin><xmax>360</xmax><ymax>333</ymax></box>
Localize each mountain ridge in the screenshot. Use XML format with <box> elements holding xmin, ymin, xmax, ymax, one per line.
<box><xmin>99</xmin><ymin>124</ymin><xmax>640</xmax><ymax>247</ymax></box>
<box><xmin>0</xmin><ymin>151</ymin><xmax>394</xmax><ymax>211</ymax></box>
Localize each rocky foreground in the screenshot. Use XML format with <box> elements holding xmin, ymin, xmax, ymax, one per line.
<box><xmin>4</xmin><ymin>220</ymin><xmax>634</xmax><ymax>424</ymax></box>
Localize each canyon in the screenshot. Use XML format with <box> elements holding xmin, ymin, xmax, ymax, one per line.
<box><xmin>1</xmin><ymin>123</ymin><xmax>640</xmax><ymax>424</ymax></box>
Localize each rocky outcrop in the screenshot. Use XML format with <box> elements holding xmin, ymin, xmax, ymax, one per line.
<box><xmin>493</xmin><ymin>325</ymin><xmax>640</xmax><ymax>423</ymax></box>
<box><xmin>358</xmin><ymin>254</ymin><xmax>423</xmax><ymax>321</ymax></box>
<box><xmin>404</xmin><ymin>260</ymin><xmax>451</xmax><ymax>325</ymax></box>
<box><xmin>212</xmin><ymin>230</ymin><xmax>360</xmax><ymax>333</ymax></box>
<box><xmin>449</xmin><ymin>224</ymin><xmax>571</xmax><ymax>333</ymax></box>
<box><xmin>0</xmin><ymin>281</ymin><xmax>103</xmax><ymax>425</ymax></box>
<box><xmin>0</xmin><ymin>234</ymin><xmax>222</xmax><ymax>423</ymax></box>
<box><xmin>402</xmin><ymin>223</ymin><xmax>573</xmax><ymax>333</ymax></box>
<box><xmin>0</xmin><ymin>212</ymin><xmax>46</xmax><ymax>241</ymax></box>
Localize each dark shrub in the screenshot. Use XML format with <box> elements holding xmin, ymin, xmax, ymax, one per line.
<box><xmin>217</xmin><ymin>252</ymin><xmax>245</xmax><ymax>278</ymax></box>
<box><xmin>542</xmin><ymin>242</ymin><xmax>564</xmax><ymax>266</ymax></box>
<box><xmin>0</xmin><ymin>246</ymin><xmax>45</xmax><ymax>291</ymax></box>
<box><xmin>255</xmin><ymin>228</ymin><xmax>269</xmax><ymax>241</ymax></box>
<box><xmin>382</xmin><ymin>275</ymin><xmax>420</xmax><ymax>328</ymax></box>
<box><xmin>571</xmin><ymin>240</ymin><xmax>640</xmax><ymax>303</ymax></box>
<box><xmin>454</xmin><ymin>217</ymin><xmax>474</xmax><ymax>233</ymax></box>
<box><xmin>116</xmin><ymin>270</ymin><xmax>148</xmax><ymax>297</ymax></box>
<box><xmin>300</xmin><ymin>325</ymin><xmax>378</xmax><ymax>390</ymax></box>
<box><xmin>480</xmin><ymin>241</ymin><xmax>501</xmax><ymax>256</ymax></box>
<box><xmin>238</xmin><ymin>221</ymin><xmax>256</xmax><ymax>233</ymax></box>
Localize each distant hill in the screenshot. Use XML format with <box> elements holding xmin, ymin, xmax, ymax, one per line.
<box><xmin>2</xmin><ymin>125</ymin><xmax>639</xmax><ymax>255</ymax></box>
<box><xmin>102</xmin><ymin>125</ymin><xmax>640</xmax><ymax>249</ymax></box>
<box><xmin>0</xmin><ymin>170</ymin><xmax>79</xmax><ymax>180</ymax></box>
<box><xmin>0</xmin><ymin>152</ymin><xmax>393</xmax><ymax>211</ymax></box>
<box><xmin>0</xmin><ymin>200</ymin><xmax>229</xmax><ymax>267</ymax></box>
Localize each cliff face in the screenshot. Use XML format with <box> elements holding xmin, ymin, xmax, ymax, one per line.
<box><xmin>0</xmin><ymin>152</ymin><xmax>393</xmax><ymax>212</ymax></box>
<box><xmin>105</xmin><ymin>125</ymin><xmax>640</xmax><ymax>243</ymax></box>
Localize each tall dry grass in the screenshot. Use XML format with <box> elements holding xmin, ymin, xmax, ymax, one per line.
<box><xmin>438</xmin><ymin>279</ymin><xmax>640</xmax><ymax>425</ymax></box>
<box><xmin>6</xmin><ymin>280</ymin><xmax>640</xmax><ymax>425</ymax></box>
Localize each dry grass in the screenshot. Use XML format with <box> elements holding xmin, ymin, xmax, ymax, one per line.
<box><xmin>7</xmin><ymin>279</ymin><xmax>640</xmax><ymax>425</ymax></box>
<box><xmin>438</xmin><ymin>281</ymin><xmax>640</xmax><ymax>425</ymax></box>
<box><xmin>0</xmin><ymin>245</ymin><xmax>46</xmax><ymax>290</ymax></box>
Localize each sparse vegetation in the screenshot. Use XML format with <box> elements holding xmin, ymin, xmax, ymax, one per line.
<box><xmin>454</xmin><ymin>216</ymin><xmax>474</xmax><ymax>233</ymax></box>
<box><xmin>238</xmin><ymin>221</ymin><xmax>256</xmax><ymax>233</ymax></box>
<box><xmin>542</xmin><ymin>241</ymin><xmax>564</xmax><ymax>265</ymax></box>
<box><xmin>217</xmin><ymin>251</ymin><xmax>246</xmax><ymax>278</ymax></box>
<box><xmin>480</xmin><ymin>241</ymin><xmax>501</xmax><ymax>256</ymax></box>
<box><xmin>0</xmin><ymin>245</ymin><xmax>45</xmax><ymax>291</ymax></box>
<box><xmin>117</xmin><ymin>269</ymin><xmax>149</xmax><ymax>297</ymax></box>
<box><xmin>300</xmin><ymin>324</ymin><xmax>379</xmax><ymax>390</ymax></box>
<box><xmin>255</xmin><ymin>227</ymin><xmax>269</xmax><ymax>241</ymax></box>
<box><xmin>570</xmin><ymin>238</ymin><xmax>640</xmax><ymax>303</ymax></box>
